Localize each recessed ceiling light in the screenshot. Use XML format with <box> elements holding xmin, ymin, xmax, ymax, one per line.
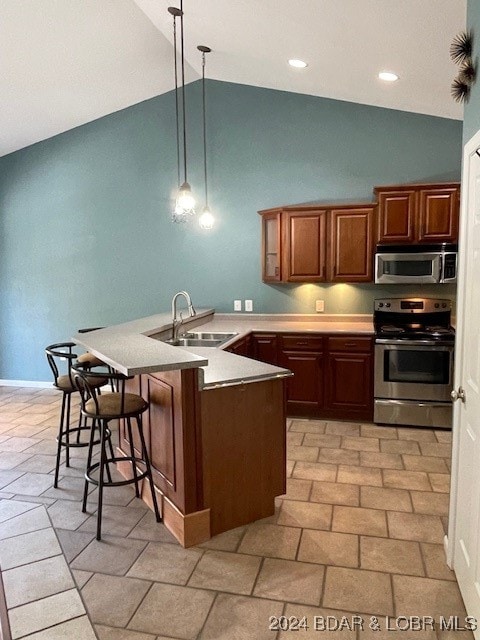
<box><xmin>288</xmin><ymin>59</ymin><xmax>308</xmax><ymax>69</ymax></box>
<box><xmin>378</xmin><ymin>71</ymin><xmax>399</xmax><ymax>82</ymax></box>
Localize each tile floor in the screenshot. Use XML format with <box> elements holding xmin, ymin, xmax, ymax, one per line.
<box><xmin>0</xmin><ymin>385</ymin><xmax>473</xmax><ymax>640</ymax></box>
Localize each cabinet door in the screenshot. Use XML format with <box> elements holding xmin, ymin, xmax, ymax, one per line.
<box><xmin>328</xmin><ymin>208</ymin><xmax>374</xmax><ymax>282</ymax></box>
<box><xmin>325</xmin><ymin>352</ymin><xmax>373</xmax><ymax>419</ymax></box>
<box><xmin>284</xmin><ymin>210</ymin><xmax>327</xmax><ymax>282</ymax></box>
<box><xmin>417</xmin><ymin>187</ymin><xmax>460</xmax><ymax>243</ymax></box>
<box><xmin>225</xmin><ymin>335</ymin><xmax>252</xmax><ymax>357</ymax></box>
<box><xmin>251</xmin><ymin>334</ymin><xmax>278</xmax><ymax>365</ymax></box>
<box><xmin>377</xmin><ymin>190</ymin><xmax>416</xmax><ymax>243</ymax></box>
<box><xmin>281</xmin><ymin>350</ymin><xmax>324</xmax><ymax>416</ymax></box>
<box><xmin>261</xmin><ymin>211</ymin><xmax>282</xmax><ymax>281</ymax></box>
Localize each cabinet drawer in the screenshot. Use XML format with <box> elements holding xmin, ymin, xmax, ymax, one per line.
<box><xmin>328</xmin><ymin>336</ymin><xmax>372</xmax><ymax>352</ymax></box>
<box><xmin>281</xmin><ymin>334</ymin><xmax>324</xmax><ymax>351</ymax></box>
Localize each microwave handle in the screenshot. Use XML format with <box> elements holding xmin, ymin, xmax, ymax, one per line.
<box><xmin>438</xmin><ymin>254</ymin><xmax>443</xmax><ymax>283</ymax></box>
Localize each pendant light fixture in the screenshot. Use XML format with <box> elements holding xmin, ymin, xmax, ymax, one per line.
<box><xmin>169</xmin><ymin>2</ymin><xmax>195</xmax><ymax>222</ymax></box>
<box><xmin>197</xmin><ymin>45</ymin><xmax>214</xmax><ymax>230</ymax></box>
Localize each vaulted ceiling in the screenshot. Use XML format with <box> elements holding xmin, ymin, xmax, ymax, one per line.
<box><xmin>0</xmin><ymin>0</ymin><xmax>466</xmax><ymax>157</ymax></box>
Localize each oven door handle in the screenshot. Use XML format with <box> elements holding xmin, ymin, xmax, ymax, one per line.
<box><xmin>375</xmin><ymin>339</ymin><xmax>454</xmax><ymax>347</ymax></box>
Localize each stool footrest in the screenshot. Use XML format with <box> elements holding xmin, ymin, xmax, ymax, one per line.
<box><xmin>85</xmin><ymin>456</ymin><xmax>149</xmax><ymax>488</ymax></box>
<box><xmin>56</xmin><ymin>425</ymin><xmax>111</xmax><ymax>449</ymax></box>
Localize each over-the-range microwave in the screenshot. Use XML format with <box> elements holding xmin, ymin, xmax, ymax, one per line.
<box><xmin>375</xmin><ymin>243</ymin><xmax>457</xmax><ymax>284</ymax></box>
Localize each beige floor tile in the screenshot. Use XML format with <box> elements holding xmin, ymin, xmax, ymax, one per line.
<box><xmin>411</xmin><ymin>491</ymin><xmax>450</xmax><ymax>516</ymax></box>
<box><xmin>2</xmin><ymin>472</ymin><xmax>54</xmax><ymax>496</ymax></box>
<box><xmin>238</xmin><ymin>522</ymin><xmax>301</xmax><ymax>559</ymax></box>
<box><xmin>397</xmin><ymin>428</ymin><xmax>438</xmax><ymax>442</ymax></box>
<box><xmin>419</xmin><ymin>442</ymin><xmax>452</xmax><ymax>458</ymax></box>
<box><xmin>392</xmin><ymin>575</ymin><xmax>466</xmax><ymax>617</ymax></box>
<box><xmin>201</xmin><ymin>592</ymin><xmax>283</xmax><ymax>640</ymax></box>
<box><xmin>286</xmin><ymin>460</ymin><xmax>295</xmax><ymax>477</ymax></box>
<box><xmin>287</xmin><ymin>432</ymin><xmax>304</xmax><ymax>446</ymax></box>
<box><xmin>128</xmin><ymin>583</ymin><xmax>214</xmax><ymax>639</ymax></box>
<box><xmin>290</xmin><ymin>420</ymin><xmax>326</xmax><ymax>434</ymax></box>
<box><xmin>298</xmin><ymin>529</ymin><xmax>358</xmax><ymax>567</ymax></box>
<box><xmin>0</xmin><ymin>469</ymin><xmax>25</xmax><ymax>490</ymax></box>
<box><xmin>403</xmin><ymin>454</ymin><xmax>448</xmax><ymax>472</ymax></box>
<box><xmin>359</xmin><ymin>451</ymin><xmax>403</xmax><ymax>469</ymax></box>
<box><xmin>323</xmin><ymin>566</ymin><xmax>394</xmax><ymax>615</ymax></box>
<box><xmin>435</xmin><ymin>430</ymin><xmax>453</xmax><ymax>443</ymax></box>
<box><xmin>303</xmin><ymin>433</ymin><xmax>342</xmax><ymax>448</ymax></box>
<box><xmin>0</xmin><ymin>451</ymin><xmax>33</xmax><ymax>470</ymax></box>
<box><xmin>42</xmin><ymin>476</ymin><xmax>92</xmax><ymax>502</ymax></box>
<box><xmin>292</xmin><ymin>461</ymin><xmax>337</xmax><ymax>482</ymax></box>
<box><xmin>359</xmin><ymin>624</ymin><xmax>437</xmax><ymax>639</ymax></box>
<box><xmin>287</xmin><ymin>444</ymin><xmax>319</xmax><ymax>462</ymax></box>
<box><xmin>310</xmin><ymin>481</ymin><xmax>359</xmax><ymax>506</ymax></box>
<box><xmin>8</xmin><ymin>588</ymin><xmax>86</xmax><ymax>639</ymax></box>
<box><xmin>199</xmin><ymin>526</ymin><xmax>246</xmax><ymax>552</ymax></box>
<box><xmin>0</xmin><ymin>527</ymin><xmax>61</xmax><ymax>569</ymax></box>
<box><xmin>421</xmin><ymin>543</ymin><xmax>456</xmax><ymax>581</ymax></box>
<box><xmin>360</xmin><ymin>536</ymin><xmax>424</xmax><ymax>575</ymax></box>
<box><xmin>3</xmin><ymin>554</ymin><xmax>74</xmax><ymax>608</ymax></box>
<box><xmin>254</xmin><ymin>557</ymin><xmax>324</xmax><ymax>605</ymax></box>
<box><xmin>82</xmin><ymin>573</ymin><xmax>151</xmax><ymax>627</ymax></box>
<box><xmin>318</xmin><ymin>447</ymin><xmax>359</xmax><ymax>465</ymax></box>
<box><xmin>332</xmin><ymin>506</ymin><xmax>387</xmax><ymax>537</ymax></box>
<box><xmin>279</xmin><ymin>603</ymin><xmax>358</xmax><ymax>640</ymax></box>
<box><xmin>0</xmin><ymin>498</ymin><xmax>38</xmax><ymax>522</ymax></box>
<box><xmin>188</xmin><ymin>549</ymin><xmax>261</xmax><ymax>594</ymax></box>
<box><xmin>387</xmin><ymin>511</ymin><xmax>445</xmax><ymax>543</ymax></box>
<box><xmin>361</xmin><ymin>424</ymin><xmax>398</xmax><ymax>440</ymax></box>
<box><xmin>13</xmin><ymin>454</ymin><xmax>56</xmax><ymax>474</ymax></box>
<box><xmin>325</xmin><ymin>422</ymin><xmax>360</xmax><ymax>437</ymax></box>
<box><xmin>0</xmin><ymin>437</ymin><xmax>40</xmax><ymax>452</ymax></box>
<box><xmin>360</xmin><ymin>486</ymin><xmax>412</xmax><ymax>512</ymax></box>
<box><xmin>0</xmin><ymin>504</ymin><xmax>50</xmax><ymax>539</ymax></box>
<box><xmin>277</xmin><ymin>499</ymin><xmax>332</xmax><ymax>530</ymax></box>
<box><xmin>383</xmin><ymin>469</ymin><xmax>431</xmax><ymax>491</ymax></box>
<box><xmin>20</xmin><ymin>616</ymin><xmax>97</xmax><ymax>640</ymax></box>
<box><xmin>10</xmin><ymin>494</ymin><xmax>56</xmax><ymax>506</ymax></box>
<box><xmin>13</xmin><ymin>413</ymin><xmax>51</xmax><ymax>426</ymax></box>
<box><xmin>56</xmin><ymin>528</ymin><xmax>96</xmax><ymax>563</ymax></box>
<box><xmin>96</xmin><ymin>626</ymin><xmax>157</xmax><ymax>640</ymax></box>
<box><xmin>47</xmin><ymin>499</ymin><xmax>91</xmax><ymax>530</ymax></box>
<box><xmin>381</xmin><ymin>439</ymin><xmax>421</xmax><ymax>455</ymax></box>
<box><xmin>280</xmin><ymin>478</ymin><xmax>312</xmax><ymax>501</ymax></box>
<box><xmin>342</xmin><ymin>436</ymin><xmax>379</xmax><ymax>452</ymax></box>
<box><xmin>71</xmin><ymin>535</ymin><xmax>147</xmax><ymax>575</ymax></box>
<box><xmin>429</xmin><ymin>473</ymin><xmax>451</xmax><ymax>493</ymax></box>
<box><xmin>79</xmin><ymin>505</ymin><xmax>146</xmax><ymax>537</ymax></box>
<box><xmin>337</xmin><ymin>465</ymin><xmax>382</xmax><ymax>487</ymax></box>
<box><xmin>72</xmin><ymin>568</ymin><xmax>93</xmax><ymax>588</ymax></box>
<box><xmin>127</xmin><ymin>541</ymin><xmax>203</xmax><ymax>584</ymax></box>
<box><xmin>127</xmin><ymin>510</ymin><xmax>181</xmax><ymax>544</ymax></box>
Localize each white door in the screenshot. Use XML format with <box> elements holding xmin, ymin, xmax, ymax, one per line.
<box><xmin>448</xmin><ymin>130</ymin><xmax>480</xmax><ymax>636</ymax></box>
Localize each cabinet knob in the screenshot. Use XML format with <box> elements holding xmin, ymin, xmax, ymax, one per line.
<box><xmin>451</xmin><ymin>387</ymin><xmax>466</xmax><ymax>403</ymax></box>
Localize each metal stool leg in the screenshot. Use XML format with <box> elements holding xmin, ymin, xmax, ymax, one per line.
<box><xmin>65</xmin><ymin>393</ymin><xmax>71</xmax><ymax>468</ymax></box>
<box><xmin>136</xmin><ymin>415</ymin><xmax>161</xmax><ymax>522</ymax></box>
<box><xmin>82</xmin><ymin>418</ymin><xmax>97</xmax><ymax>513</ymax></box>
<box><xmin>127</xmin><ymin>418</ymin><xmax>140</xmax><ymax>498</ymax></box>
<box><xmin>96</xmin><ymin>419</ymin><xmax>108</xmax><ymax>541</ymax></box>
<box><xmin>54</xmin><ymin>392</ymin><xmax>67</xmax><ymax>488</ymax></box>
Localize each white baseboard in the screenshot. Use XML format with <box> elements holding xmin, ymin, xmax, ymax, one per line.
<box><xmin>0</xmin><ymin>380</ymin><xmax>51</xmax><ymax>388</ymax></box>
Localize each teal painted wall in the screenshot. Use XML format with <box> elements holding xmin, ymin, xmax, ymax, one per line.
<box><xmin>0</xmin><ymin>80</ymin><xmax>462</xmax><ymax>381</ymax></box>
<box><xmin>464</xmin><ymin>0</ymin><xmax>480</xmax><ymax>142</ymax></box>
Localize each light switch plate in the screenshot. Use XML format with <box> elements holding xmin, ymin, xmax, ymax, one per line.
<box><xmin>315</xmin><ymin>299</ymin><xmax>325</xmax><ymax>313</ymax></box>
<box><xmin>245</xmin><ymin>299</ymin><xmax>253</xmax><ymax>312</ymax></box>
<box><xmin>234</xmin><ymin>300</ymin><xmax>242</xmax><ymax>311</ymax></box>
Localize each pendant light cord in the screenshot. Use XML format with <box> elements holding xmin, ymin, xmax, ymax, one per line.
<box><xmin>202</xmin><ymin>51</ymin><xmax>208</xmax><ymax>207</ymax></box>
<box><xmin>180</xmin><ymin>0</ymin><xmax>188</xmax><ymax>183</ymax></box>
<box><xmin>173</xmin><ymin>14</ymin><xmax>180</xmax><ymax>187</ymax></box>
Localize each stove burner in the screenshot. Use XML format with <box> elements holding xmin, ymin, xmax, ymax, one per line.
<box><xmin>426</xmin><ymin>326</ymin><xmax>451</xmax><ymax>335</ymax></box>
<box><xmin>381</xmin><ymin>325</ymin><xmax>405</xmax><ymax>334</ymax></box>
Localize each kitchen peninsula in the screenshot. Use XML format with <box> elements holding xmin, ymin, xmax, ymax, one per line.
<box><xmin>74</xmin><ymin>309</ymin><xmax>292</xmax><ymax>547</ymax></box>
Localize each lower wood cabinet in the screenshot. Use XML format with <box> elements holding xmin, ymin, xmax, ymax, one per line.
<box><xmin>251</xmin><ymin>333</ymin><xmax>278</xmax><ymax>364</ymax></box>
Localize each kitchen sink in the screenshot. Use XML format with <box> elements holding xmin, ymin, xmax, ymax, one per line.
<box><xmin>164</xmin><ymin>331</ymin><xmax>238</xmax><ymax>347</ymax></box>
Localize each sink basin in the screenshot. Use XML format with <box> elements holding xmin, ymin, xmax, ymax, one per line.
<box><xmin>164</xmin><ymin>331</ymin><xmax>238</xmax><ymax>348</ymax></box>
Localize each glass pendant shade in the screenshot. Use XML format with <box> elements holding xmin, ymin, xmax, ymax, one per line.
<box><xmin>199</xmin><ymin>205</ymin><xmax>214</xmax><ymax>230</ymax></box>
<box><xmin>175</xmin><ymin>182</ymin><xmax>196</xmax><ymax>216</ymax></box>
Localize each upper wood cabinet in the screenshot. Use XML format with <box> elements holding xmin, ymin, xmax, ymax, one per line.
<box><xmin>259</xmin><ymin>205</ymin><xmax>374</xmax><ymax>283</ymax></box>
<box><xmin>375</xmin><ymin>183</ymin><xmax>460</xmax><ymax>244</ymax></box>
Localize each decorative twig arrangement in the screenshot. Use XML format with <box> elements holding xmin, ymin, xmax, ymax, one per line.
<box><xmin>450</xmin><ymin>31</ymin><xmax>476</xmax><ymax>103</ymax></box>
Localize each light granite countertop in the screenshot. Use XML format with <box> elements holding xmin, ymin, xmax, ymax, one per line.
<box><xmin>73</xmin><ymin>310</ymin><xmax>374</xmax><ymax>390</ymax></box>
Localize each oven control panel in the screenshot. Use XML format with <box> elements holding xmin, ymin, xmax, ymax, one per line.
<box><xmin>374</xmin><ymin>298</ymin><xmax>451</xmax><ymax>313</ymax></box>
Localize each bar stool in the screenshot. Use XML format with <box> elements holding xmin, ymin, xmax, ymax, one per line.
<box><xmin>72</xmin><ymin>364</ymin><xmax>161</xmax><ymax>540</ymax></box>
<box><xmin>45</xmin><ymin>343</ymin><xmax>111</xmax><ymax>488</ymax></box>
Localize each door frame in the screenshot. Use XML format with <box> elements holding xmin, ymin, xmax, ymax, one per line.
<box><xmin>446</xmin><ymin>127</ymin><xmax>480</xmax><ymax>567</ymax></box>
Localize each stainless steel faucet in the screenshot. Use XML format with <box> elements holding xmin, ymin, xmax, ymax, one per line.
<box><xmin>171</xmin><ymin>291</ymin><xmax>196</xmax><ymax>344</ymax></box>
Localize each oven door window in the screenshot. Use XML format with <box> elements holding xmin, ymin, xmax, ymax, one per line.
<box><xmin>382</xmin><ymin>259</ymin><xmax>433</xmax><ymax>277</ymax></box>
<box><xmin>384</xmin><ymin>350</ymin><xmax>450</xmax><ymax>384</ymax></box>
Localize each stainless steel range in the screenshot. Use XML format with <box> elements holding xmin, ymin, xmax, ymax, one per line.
<box><xmin>374</xmin><ymin>297</ymin><xmax>455</xmax><ymax>429</ymax></box>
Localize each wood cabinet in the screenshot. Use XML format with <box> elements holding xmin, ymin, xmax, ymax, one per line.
<box><xmin>278</xmin><ymin>333</ymin><xmax>373</xmax><ymax>420</ymax></box>
<box><xmin>260</xmin><ymin>209</ymin><xmax>282</xmax><ymax>281</ymax></box>
<box><xmin>259</xmin><ymin>205</ymin><xmax>375</xmax><ymax>283</ymax></box>
<box><xmin>251</xmin><ymin>333</ymin><xmax>278</xmax><ymax>365</ymax></box>
<box><xmin>224</xmin><ymin>334</ymin><xmax>252</xmax><ymax>357</ymax></box>
<box><xmin>375</xmin><ymin>183</ymin><xmax>460</xmax><ymax>244</ymax></box>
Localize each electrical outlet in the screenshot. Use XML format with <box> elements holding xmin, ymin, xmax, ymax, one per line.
<box><xmin>245</xmin><ymin>299</ymin><xmax>253</xmax><ymax>312</ymax></box>
<box><xmin>234</xmin><ymin>300</ymin><xmax>242</xmax><ymax>311</ymax></box>
<box><xmin>315</xmin><ymin>299</ymin><xmax>325</xmax><ymax>313</ymax></box>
